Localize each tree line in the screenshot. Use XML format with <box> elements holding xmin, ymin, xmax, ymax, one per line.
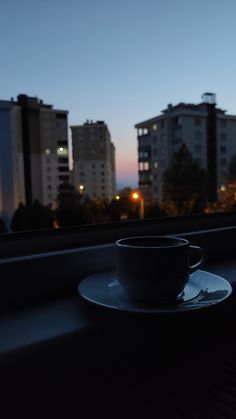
<box><xmin>1</xmin><ymin>144</ymin><xmax>236</xmax><ymax>233</ymax></box>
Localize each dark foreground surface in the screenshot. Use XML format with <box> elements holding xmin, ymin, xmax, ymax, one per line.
<box><xmin>1</xmin><ymin>259</ymin><xmax>236</xmax><ymax>418</ymax></box>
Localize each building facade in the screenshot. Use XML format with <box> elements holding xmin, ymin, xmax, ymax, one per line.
<box><xmin>0</xmin><ymin>94</ymin><xmax>70</xmax><ymax>227</ymax></box>
<box><xmin>71</xmin><ymin>120</ymin><xmax>116</xmax><ymax>201</ymax></box>
<box><xmin>135</xmin><ymin>93</ymin><xmax>236</xmax><ymax>203</ymax></box>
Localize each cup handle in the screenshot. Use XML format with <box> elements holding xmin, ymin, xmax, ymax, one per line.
<box><xmin>189</xmin><ymin>245</ymin><xmax>205</xmax><ymax>274</ymax></box>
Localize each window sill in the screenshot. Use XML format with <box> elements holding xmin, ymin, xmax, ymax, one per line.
<box><xmin>1</xmin><ymin>255</ymin><xmax>236</xmax><ymax>417</ymax></box>
<box><xmin>1</xmin><ymin>257</ymin><xmax>236</xmax><ymax>360</ymax></box>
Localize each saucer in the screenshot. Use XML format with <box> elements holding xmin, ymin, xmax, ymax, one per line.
<box><xmin>78</xmin><ymin>270</ymin><xmax>232</xmax><ymax>314</ymax></box>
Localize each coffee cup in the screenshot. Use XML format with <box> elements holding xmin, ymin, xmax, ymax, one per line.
<box><xmin>115</xmin><ymin>236</ymin><xmax>204</xmax><ymax>302</ymax></box>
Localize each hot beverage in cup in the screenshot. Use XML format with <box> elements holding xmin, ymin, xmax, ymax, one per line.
<box><xmin>115</xmin><ymin>236</ymin><xmax>204</xmax><ymax>302</ymax></box>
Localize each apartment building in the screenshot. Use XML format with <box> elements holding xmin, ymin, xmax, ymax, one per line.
<box><xmin>71</xmin><ymin>120</ymin><xmax>116</xmax><ymax>201</ymax></box>
<box><xmin>0</xmin><ymin>100</ymin><xmax>25</xmax><ymax>227</ymax></box>
<box><xmin>0</xmin><ymin>94</ymin><xmax>70</xmax><ymax>227</ymax></box>
<box><xmin>135</xmin><ymin>93</ymin><xmax>236</xmax><ymax>203</ymax></box>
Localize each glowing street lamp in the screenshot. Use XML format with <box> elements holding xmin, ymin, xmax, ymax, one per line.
<box><xmin>115</xmin><ymin>195</ymin><xmax>120</xmax><ymax>200</ymax></box>
<box><xmin>79</xmin><ymin>185</ymin><xmax>85</xmax><ymax>194</ymax></box>
<box><xmin>132</xmin><ymin>192</ymin><xmax>139</xmax><ymax>200</ymax></box>
<box><xmin>131</xmin><ymin>191</ymin><xmax>144</xmax><ymax>220</ymax></box>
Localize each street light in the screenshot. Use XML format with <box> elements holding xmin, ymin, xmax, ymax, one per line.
<box><xmin>79</xmin><ymin>185</ymin><xmax>85</xmax><ymax>192</ymax></box>
<box><xmin>131</xmin><ymin>191</ymin><xmax>144</xmax><ymax>220</ymax></box>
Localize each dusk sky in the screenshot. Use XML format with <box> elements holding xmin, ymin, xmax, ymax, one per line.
<box><xmin>1</xmin><ymin>0</ymin><xmax>236</xmax><ymax>187</ymax></box>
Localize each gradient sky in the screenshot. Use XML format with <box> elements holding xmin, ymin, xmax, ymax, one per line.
<box><xmin>1</xmin><ymin>0</ymin><xmax>236</xmax><ymax>187</ymax></box>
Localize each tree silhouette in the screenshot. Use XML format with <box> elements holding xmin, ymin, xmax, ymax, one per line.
<box><xmin>11</xmin><ymin>201</ymin><xmax>54</xmax><ymax>231</ymax></box>
<box><xmin>162</xmin><ymin>144</ymin><xmax>208</xmax><ymax>215</ymax></box>
<box><xmin>55</xmin><ymin>183</ymin><xmax>86</xmax><ymax>227</ymax></box>
<box><xmin>55</xmin><ymin>183</ymin><xmax>107</xmax><ymax>227</ymax></box>
<box><xmin>29</xmin><ymin>200</ymin><xmax>54</xmax><ymax>230</ymax></box>
<box><xmin>144</xmin><ymin>202</ymin><xmax>167</xmax><ymax>219</ymax></box>
<box><xmin>11</xmin><ymin>203</ymin><xmax>30</xmax><ymax>231</ymax></box>
<box><xmin>105</xmin><ymin>188</ymin><xmax>139</xmax><ymax>222</ymax></box>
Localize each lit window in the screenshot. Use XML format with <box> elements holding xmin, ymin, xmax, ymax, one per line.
<box><xmin>154</xmin><ymin>162</ymin><xmax>158</xmax><ymax>169</ymax></box>
<box><xmin>153</xmin><ymin>123</ymin><xmax>157</xmax><ymax>131</ymax></box>
<box><xmin>45</xmin><ymin>148</ymin><xmax>51</xmax><ymax>155</ymax></box>
<box><xmin>139</xmin><ymin>162</ymin><xmax>149</xmax><ymax>171</ymax></box>
<box><xmin>57</xmin><ymin>147</ymin><xmax>68</xmax><ymax>156</ymax></box>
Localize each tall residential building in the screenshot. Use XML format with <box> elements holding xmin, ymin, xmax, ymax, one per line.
<box><xmin>0</xmin><ymin>94</ymin><xmax>70</xmax><ymax>227</ymax></box>
<box><xmin>71</xmin><ymin>120</ymin><xmax>116</xmax><ymax>200</ymax></box>
<box><xmin>135</xmin><ymin>93</ymin><xmax>236</xmax><ymax>203</ymax></box>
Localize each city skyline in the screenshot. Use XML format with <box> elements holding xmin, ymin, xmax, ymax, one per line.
<box><xmin>1</xmin><ymin>0</ymin><xmax>236</xmax><ymax>186</ymax></box>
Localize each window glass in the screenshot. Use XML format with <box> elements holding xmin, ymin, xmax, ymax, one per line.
<box><xmin>1</xmin><ymin>2</ymin><xmax>236</xmax><ymax>235</ymax></box>
<box><xmin>57</xmin><ymin>147</ymin><xmax>68</xmax><ymax>156</ymax></box>
<box><xmin>195</xmin><ymin>145</ymin><xmax>202</xmax><ymax>153</ymax></box>
<box><xmin>220</xmin><ymin>159</ymin><xmax>227</xmax><ymax>167</ymax></box>
<box><xmin>195</xmin><ymin>118</ymin><xmax>201</xmax><ymax>126</ymax></box>
<box><xmin>220</xmin><ymin>133</ymin><xmax>226</xmax><ymax>141</ymax></box>
<box><xmin>195</xmin><ymin>131</ymin><xmax>202</xmax><ymax>140</ymax></box>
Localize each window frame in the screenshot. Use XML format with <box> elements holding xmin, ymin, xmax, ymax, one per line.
<box><xmin>1</xmin><ymin>211</ymin><xmax>236</xmax><ymax>259</ymax></box>
<box><xmin>1</xmin><ymin>211</ymin><xmax>236</xmax><ymax>308</ymax></box>
<box><xmin>0</xmin><ymin>220</ymin><xmax>236</xmax><ymax>309</ymax></box>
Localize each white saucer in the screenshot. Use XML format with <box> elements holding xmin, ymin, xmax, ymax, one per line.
<box><xmin>78</xmin><ymin>270</ymin><xmax>232</xmax><ymax>314</ymax></box>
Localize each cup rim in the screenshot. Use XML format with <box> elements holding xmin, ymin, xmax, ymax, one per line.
<box><xmin>115</xmin><ymin>236</ymin><xmax>189</xmax><ymax>249</ymax></box>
